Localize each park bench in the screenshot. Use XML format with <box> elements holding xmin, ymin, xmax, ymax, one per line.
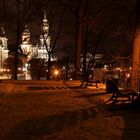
<box><xmin>87</xmin><ymin>80</ymin><xmax>100</xmax><ymax>88</ymax></box>
<box><xmin>80</xmin><ymin>79</ymin><xmax>100</xmax><ymax>88</ymax></box>
<box><xmin>104</xmin><ymin>80</ymin><xmax>138</xmax><ymax>105</ymax></box>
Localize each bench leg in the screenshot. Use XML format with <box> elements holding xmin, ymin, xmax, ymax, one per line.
<box><xmin>104</xmin><ymin>93</ymin><xmax>117</xmax><ymax>104</ymax></box>
<box><xmin>131</xmin><ymin>94</ymin><xmax>138</xmax><ymax>102</ymax></box>
<box><xmin>96</xmin><ymin>83</ymin><xmax>98</xmax><ymax>88</ymax></box>
<box><xmin>112</xmin><ymin>94</ymin><xmax>119</xmax><ymax>105</ymax></box>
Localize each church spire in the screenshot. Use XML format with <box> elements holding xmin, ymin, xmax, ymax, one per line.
<box><xmin>43</xmin><ymin>10</ymin><xmax>48</xmax><ymax>23</ymax></box>
<box><xmin>42</xmin><ymin>10</ymin><xmax>49</xmax><ymax>35</ymax></box>
<box><xmin>44</xmin><ymin>10</ymin><xmax>46</xmax><ymax>19</ymax></box>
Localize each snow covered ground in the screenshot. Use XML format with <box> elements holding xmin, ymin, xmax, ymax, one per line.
<box><xmin>0</xmin><ymin>80</ymin><xmax>140</xmax><ymax>140</ymax></box>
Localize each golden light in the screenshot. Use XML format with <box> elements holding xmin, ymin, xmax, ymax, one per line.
<box><xmin>126</xmin><ymin>73</ymin><xmax>130</xmax><ymax>78</ymax></box>
<box><xmin>54</xmin><ymin>70</ymin><xmax>59</xmax><ymax>76</ymax></box>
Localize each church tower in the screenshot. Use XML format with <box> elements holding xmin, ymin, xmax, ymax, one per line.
<box><xmin>42</xmin><ymin>11</ymin><xmax>49</xmax><ymax>36</ymax></box>
<box><xmin>37</xmin><ymin>11</ymin><xmax>51</xmax><ymax>59</ymax></box>
<box><xmin>21</xmin><ymin>25</ymin><xmax>32</xmax><ymax>60</ymax></box>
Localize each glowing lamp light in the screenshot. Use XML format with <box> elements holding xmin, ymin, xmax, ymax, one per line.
<box><xmin>54</xmin><ymin>70</ymin><xmax>59</xmax><ymax>76</ymax></box>
<box><xmin>22</xmin><ymin>68</ymin><xmax>26</xmax><ymax>72</ymax></box>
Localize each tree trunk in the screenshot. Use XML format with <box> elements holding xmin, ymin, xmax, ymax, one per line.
<box><xmin>47</xmin><ymin>52</ymin><xmax>51</xmax><ymax>80</ymax></box>
<box><xmin>75</xmin><ymin>18</ymin><xmax>83</xmax><ymax>80</ymax></box>
<box><xmin>82</xmin><ymin>24</ymin><xmax>89</xmax><ymax>82</ymax></box>
<box><xmin>13</xmin><ymin>0</ymin><xmax>20</xmax><ymax>80</ymax></box>
<box><xmin>131</xmin><ymin>0</ymin><xmax>140</xmax><ymax>91</ymax></box>
<box><xmin>131</xmin><ymin>29</ymin><xmax>140</xmax><ymax>91</ymax></box>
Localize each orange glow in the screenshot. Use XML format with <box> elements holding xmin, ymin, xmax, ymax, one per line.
<box><xmin>54</xmin><ymin>70</ymin><xmax>59</xmax><ymax>76</ymax></box>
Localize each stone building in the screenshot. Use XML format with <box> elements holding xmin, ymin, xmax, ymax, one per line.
<box><xmin>0</xmin><ymin>27</ymin><xmax>9</xmax><ymax>68</ymax></box>
<box><xmin>21</xmin><ymin>12</ymin><xmax>55</xmax><ymax>61</ymax></box>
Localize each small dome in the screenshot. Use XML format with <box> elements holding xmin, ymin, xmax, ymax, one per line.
<box><xmin>43</xmin><ymin>18</ymin><xmax>48</xmax><ymax>23</ymax></box>
<box><xmin>22</xmin><ymin>25</ymin><xmax>30</xmax><ymax>35</ymax></box>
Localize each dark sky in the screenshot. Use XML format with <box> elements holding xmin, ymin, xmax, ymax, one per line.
<box><xmin>0</xmin><ymin>0</ymin><xmax>138</xmax><ymax>58</ymax></box>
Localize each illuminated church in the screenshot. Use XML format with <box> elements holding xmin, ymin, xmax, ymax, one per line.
<box><xmin>0</xmin><ymin>27</ymin><xmax>9</xmax><ymax>68</ymax></box>
<box><xmin>21</xmin><ymin>12</ymin><xmax>55</xmax><ymax>61</ymax></box>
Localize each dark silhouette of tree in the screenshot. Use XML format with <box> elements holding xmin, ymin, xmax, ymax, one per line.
<box><xmin>3</xmin><ymin>0</ymin><xmax>58</xmax><ymax>79</ymax></box>
<box><xmin>43</xmin><ymin>8</ymin><xmax>65</xmax><ymax>80</ymax></box>
<box><xmin>131</xmin><ymin>0</ymin><xmax>140</xmax><ymax>91</ymax></box>
<box><xmin>76</xmin><ymin>0</ymin><xmax>136</xmax><ymax>87</ymax></box>
<box><xmin>3</xmin><ymin>55</ymin><xmax>24</xmax><ymax>79</ymax></box>
<box><xmin>1</xmin><ymin>0</ymin><xmax>138</xmax><ymax>82</ymax></box>
<box><xmin>29</xmin><ymin>58</ymin><xmax>46</xmax><ymax>80</ymax></box>
<box><xmin>54</xmin><ymin>0</ymin><xmax>136</xmax><ymax>82</ymax></box>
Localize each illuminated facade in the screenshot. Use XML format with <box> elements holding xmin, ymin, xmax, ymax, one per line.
<box><xmin>37</xmin><ymin>11</ymin><xmax>51</xmax><ymax>60</ymax></box>
<box><xmin>21</xmin><ymin>25</ymin><xmax>32</xmax><ymax>60</ymax></box>
<box><xmin>20</xmin><ymin>12</ymin><xmax>56</xmax><ymax>79</ymax></box>
<box><xmin>21</xmin><ymin>12</ymin><xmax>55</xmax><ymax>61</ymax></box>
<box><xmin>0</xmin><ymin>27</ymin><xmax>9</xmax><ymax>68</ymax></box>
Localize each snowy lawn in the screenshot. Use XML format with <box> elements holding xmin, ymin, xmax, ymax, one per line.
<box><xmin>0</xmin><ymin>81</ymin><xmax>140</xmax><ymax>140</ymax></box>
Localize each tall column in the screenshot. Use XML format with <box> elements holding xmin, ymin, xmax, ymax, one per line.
<box><xmin>131</xmin><ymin>29</ymin><xmax>140</xmax><ymax>91</ymax></box>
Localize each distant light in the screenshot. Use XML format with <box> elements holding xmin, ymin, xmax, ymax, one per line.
<box><xmin>104</xmin><ymin>65</ymin><xmax>107</xmax><ymax>70</ymax></box>
<box><xmin>22</xmin><ymin>68</ymin><xmax>26</xmax><ymax>71</ymax></box>
<box><xmin>126</xmin><ymin>73</ymin><xmax>130</xmax><ymax>78</ymax></box>
<box><xmin>54</xmin><ymin>70</ymin><xmax>59</xmax><ymax>76</ymax></box>
<box><xmin>18</xmin><ymin>68</ymin><xmax>22</xmax><ymax>70</ymax></box>
<box><xmin>116</xmin><ymin>67</ymin><xmax>121</xmax><ymax>71</ymax></box>
<box><xmin>25</xmin><ymin>63</ymin><xmax>28</xmax><ymax>67</ymax></box>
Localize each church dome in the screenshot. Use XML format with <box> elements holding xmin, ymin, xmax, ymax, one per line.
<box><xmin>22</xmin><ymin>25</ymin><xmax>30</xmax><ymax>35</ymax></box>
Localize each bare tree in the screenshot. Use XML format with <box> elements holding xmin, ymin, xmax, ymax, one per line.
<box><xmin>77</xmin><ymin>0</ymin><xmax>136</xmax><ymax>87</ymax></box>
<box><xmin>41</xmin><ymin>7</ymin><xmax>65</xmax><ymax>80</ymax></box>
<box><xmin>9</xmin><ymin>0</ymin><xmax>56</xmax><ymax>79</ymax></box>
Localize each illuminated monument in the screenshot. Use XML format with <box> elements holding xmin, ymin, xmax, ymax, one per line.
<box><xmin>0</xmin><ymin>27</ymin><xmax>9</xmax><ymax>68</ymax></box>
<box><xmin>21</xmin><ymin>12</ymin><xmax>54</xmax><ymax>61</ymax></box>
<box><xmin>37</xmin><ymin>11</ymin><xmax>51</xmax><ymax>59</ymax></box>
<box><xmin>20</xmin><ymin>12</ymin><xmax>55</xmax><ymax>79</ymax></box>
<box><xmin>21</xmin><ymin>25</ymin><xmax>32</xmax><ymax>60</ymax></box>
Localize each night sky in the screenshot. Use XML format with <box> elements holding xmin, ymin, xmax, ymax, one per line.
<box><xmin>0</xmin><ymin>0</ymin><xmax>138</xmax><ymax>59</ymax></box>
